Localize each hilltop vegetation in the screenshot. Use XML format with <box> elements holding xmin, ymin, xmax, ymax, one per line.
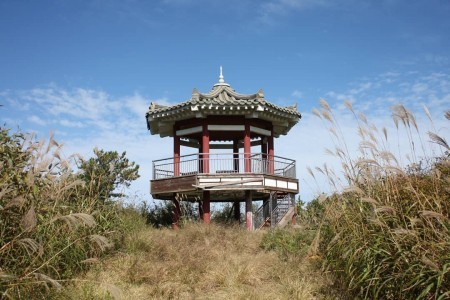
<box><xmin>0</xmin><ymin>128</ymin><xmax>139</xmax><ymax>298</ymax></box>
<box><xmin>309</xmin><ymin>101</ymin><xmax>450</xmax><ymax>299</ymax></box>
<box><xmin>50</xmin><ymin>222</ymin><xmax>333</xmax><ymax>299</ymax></box>
<box><xmin>1</xmin><ymin>102</ymin><xmax>449</xmax><ymax>299</ymax></box>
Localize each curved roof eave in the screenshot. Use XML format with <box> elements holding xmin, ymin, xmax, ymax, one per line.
<box><xmin>145</xmin><ymin>78</ymin><xmax>301</xmax><ymax>137</ymax></box>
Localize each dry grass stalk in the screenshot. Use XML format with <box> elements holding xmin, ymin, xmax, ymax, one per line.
<box><xmin>52</xmin><ymin>213</ymin><xmax>97</xmax><ymax>229</ymax></box>
<box><xmin>1</xmin><ymin>127</ymin><xmax>132</xmax><ymax>298</ymax></box>
<box><xmin>57</xmin><ymin>224</ymin><xmax>334</xmax><ymax>299</ymax></box>
<box><xmin>308</xmin><ymin>101</ymin><xmax>450</xmax><ymax>299</ymax></box>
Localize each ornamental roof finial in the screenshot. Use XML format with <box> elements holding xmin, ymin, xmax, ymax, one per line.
<box><xmin>219</xmin><ymin>66</ymin><xmax>224</xmax><ymax>83</ymax></box>
<box><xmin>213</xmin><ymin>65</ymin><xmax>230</xmax><ymax>87</ymax></box>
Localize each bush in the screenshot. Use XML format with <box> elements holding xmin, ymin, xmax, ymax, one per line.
<box><xmin>141</xmin><ymin>198</ymin><xmax>199</xmax><ymax>228</ymax></box>
<box><xmin>260</xmin><ymin>228</ymin><xmax>316</xmax><ymax>260</ymax></box>
<box><xmin>298</xmin><ymin>197</ymin><xmax>325</xmax><ymax>229</ymax></box>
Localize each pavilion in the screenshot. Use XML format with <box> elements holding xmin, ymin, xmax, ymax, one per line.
<box><xmin>146</xmin><ymin>68</ymin><xmax>301</xmax><ymax>230</ymax></box>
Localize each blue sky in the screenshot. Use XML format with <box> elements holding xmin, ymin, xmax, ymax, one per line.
<box><xmin>1</xmin><ymin>0</ymin><xmax>449</xmax><ymax>202</ymax></box>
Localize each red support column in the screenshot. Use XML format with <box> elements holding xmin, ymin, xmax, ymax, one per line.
<box><xmin>203</xmin><ymin>191</ymin><xmax>210</xmax><ymax>224</ymax></box>
<box><xmin>244</xmin><ymin>123</ymin><xmax>251</xmax><ymax>173</ymax></box>
<box><xmin>233</xmin><ymin>140</ymin><xmax>239</xmax><ymax>172</ymax></box>
<box><xmin>268</xmin><ymin>132</ymin><xmax>274</xmax><ymax>174</ymax></box>
<box><xmin>202</xmin><ymin>123</ymin><xmax>210</xmax><ymax>173</ymax></box>
<box><xmin>172</xmin><ymin>196</ymin><xmax>181</xmax><ymax>230</ymax></box>
<box><xmin>174</xmin><ymin>133</ymin><xmax>180</xmax><ymax>176</ymax></box>
<box><xmin>245</xmin><ymin>190</ymin><xmax>253</xmax><ymax>230</ymax></box>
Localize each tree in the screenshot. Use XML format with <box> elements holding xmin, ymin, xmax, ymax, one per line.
<box><xmin>79</xmin><ymin>148</ymin><xmax>140</xmax><ymax>203</ymax></box>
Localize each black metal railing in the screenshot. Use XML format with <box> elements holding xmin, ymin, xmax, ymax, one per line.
<box><xmin>152</xmin><ymin>153</ymin><xmax>296</xmax><ymax>180</ymax></box>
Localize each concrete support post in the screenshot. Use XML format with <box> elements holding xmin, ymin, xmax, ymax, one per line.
<box><xmin>245</xmin><ymin>190</ymin><xmax>253</xmax><ymax>231</ymax></box>
<box><xmin>202</xmin><ymin>191</ymin><xmax>211</xmax><ymax>224</ymax></box>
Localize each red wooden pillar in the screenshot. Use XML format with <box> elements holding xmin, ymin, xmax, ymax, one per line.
<box><xmin>268</xmin><ymin>132</ymin><xmax>274</xmax><ymax>174</ymax></box>
<box><xmin>203</xmin><ymin>191</ymin><xmax>210</xmax><ymax>224</ymax></box>
<box><xmin>174</xmin><ymin>133</ymin><xmax>180</xmax><ymax>176</ymax></box>
<box><xmin>245</xmin><ymin>190</ymin><xmax>253</xmax><ymax>230</ymax></box>
<box><xmin>202</xmin><ymin>123</ymin><xmax>210</xmax><ymax>173</ymax></box>
<box><xmin>244</xmin><ymin>123</ymin><xmax>251</xmax><ymax>173</ymax></box>
<box><xmin>233</xmin><ymin>140</ymin><xmax>239</xmax><ymax>172</ymax></box>
<box><xmin>172</xmin><ymin>196</ymin><xmax>181</xmax><ymax>230</ymax></box>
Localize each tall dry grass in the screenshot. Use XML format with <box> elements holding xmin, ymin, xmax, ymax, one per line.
<box><xmin>0</xmin><ymin>128</ymin><xmax>132</xmax><ymax>299</ymax></box>
<box><xmin>51</xmin><ymin>223</ymin><xmax>335</xmax><ymax>299</ymax></box>
<box><xmin>310</xmin><ymin>101</ymin><xmax>449</xmax><ymax>299</ymax></box>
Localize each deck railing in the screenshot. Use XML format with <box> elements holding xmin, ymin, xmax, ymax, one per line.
<box><xmin>152</xmin><ymin>153</ymin><xmax>296</xmax><ymax>180</ymax></box>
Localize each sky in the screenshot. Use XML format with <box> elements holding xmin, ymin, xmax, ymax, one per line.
<box><xmin>1</xmin><ymin>0</ymin><xmax>449</xmax><ymax>204</ymax></box>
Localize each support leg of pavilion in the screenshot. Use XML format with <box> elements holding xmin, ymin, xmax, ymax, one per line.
<box><xmin>245</xmin><ymin>190</ymin><xmax>253</xmax><ymax>231</ymax></box>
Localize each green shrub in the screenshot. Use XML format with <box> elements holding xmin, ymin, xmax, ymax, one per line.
<box><xmin>141</xmin><ymin>198</ymin><xmax>199</xmax><ymax>228</ymax></box>
<box><xmin>298</xmin><ymin>197</ymin><xmax>325</xmax><ymax>229</ymax></box>
<box><xmin>260</xmin><ymin>228</ymin><xmax>316</xmax><ymax>260</ymax></box>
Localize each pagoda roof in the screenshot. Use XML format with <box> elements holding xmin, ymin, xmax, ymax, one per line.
<box><xmin>146</xmin><ymin>71</ymin><xmax>301</xmax><ymax>138</ymax></box>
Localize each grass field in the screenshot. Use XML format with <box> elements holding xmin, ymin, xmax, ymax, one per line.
<box><xmin>50</xmin><ymin>222</ymin><xmax>338</xmax><ymax>300</ymax></box>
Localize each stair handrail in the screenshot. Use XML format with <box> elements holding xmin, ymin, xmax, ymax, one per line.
<box><xmin>271</xmin><ymin>193</ymin><xmax>295</xmax><ymax>226</ymax></box>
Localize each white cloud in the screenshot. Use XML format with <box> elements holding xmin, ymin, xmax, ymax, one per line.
<box><xmin>424</xmin><ymin>54</ymin><xmax>449</xmax><ymax>66</ymax></box>
<box><xmin>22</xmin><ymin>86</ymin><xmax>118</xmax><ymax>121</ymax></box>
<box><xmin>124</xmin><ymin>93</ymin><xmax>149</xmax><ymax>117</ymax></box>
<box><xmin>28</xmin><ymin>115</ymin><xmax>47</xmax><ymax>126</ymax></box>
<box><xmin>2</xmin><ymin>70</ymin><xmax>449</xmax><ymax>204</ymax></box>
<box><xmin>59</xmin><ymin>119</ymin><xmax>85</xmax><ymax>128</ymax></box>
<box><xmin>295</xmin><ymin>71</ymin><xmax>450</xmax><ymax>200</ymax></box>
<box><xmin>286</xmin><ymin>105</ymin><xmax>449</xmax><ymax>201</ymax></box>
<box><xmin>349</xmin><ymin>82</ymin><xmax>372</xmax><ymax>95</ymax></box>
<box><xmin>412</xmin><ymin>83</ymin><xmax>428</xmax><ymax>94</ymax></box>
<box><xmin>291</xmin><ymin>89</ymin><xmax>303</xmax><ymax>98</ymax></box>
<box><xmin>258</xmin><ymin>0</ymin><xmax>332</xmax><ymax>24</ymax></box>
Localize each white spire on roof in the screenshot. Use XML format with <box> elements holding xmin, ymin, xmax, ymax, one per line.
<box><xmin>214</xmin><ymin>65</ymin><xmax>230</xmax><ymax>87</ymax></box>
<box><xmin>219</xmin><ymin>66</ymin><xmax>224</xmax><ymax>83</ymax></box>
